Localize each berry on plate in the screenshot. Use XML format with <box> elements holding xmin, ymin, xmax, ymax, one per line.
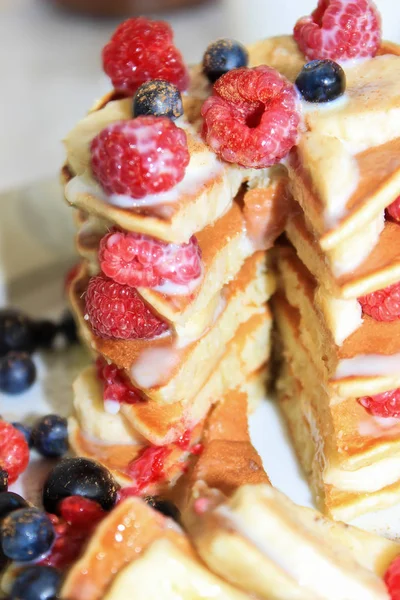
<box><xmin>85</xmin><ymin>274</ymin><xmax>169</xmax><ymax>340</ymax></box>
<box><xmin>294</xmin><ymin>0</ymin><xmax>381</xmax><ymax>61</ymax></box>
<box><xmin>0</xmin><ymin>310</ymin><xmax>35</xmax><ymax>357</ymax></box>
<box><xmin>201</xmin><ymin>66</ymin><xmax>300</xmax><ymax>169</ymax></box>
<box><xmin>144</xmin><ymin>496</ymin><xmax>181</xmax><ymax>522</ymax></box>
<box><xmin>43</xmin><ymin>457</ymin><xmax>119</xmax><ymax>514</ymax></box>
<box><xmin>12</xmin><ymin>422</ymin><xmax>32</xmax><ymax>447</ymax></box>
<box><xmin>99</xmin><ymin>230</ymin><xmax>202</xmax><ymax>289</ymax></box>
<box><xmin>295</xmin><ymin>59</ymin><xmax>346</xmax><ymax>103</ymax></box>
<box><xmin>90</xmin><ymin>117</ymin><xmax>189</xmax><ymax>199</ymax></box>
<box><xmin>0</xmin><ymin>352</ymin><xmax>36</xmax><ymax>395</ymax></box>
<box><xmin>96</xmin><ymin>358</ymin><xmax>144</xmax><ymax>405</ymax></box>
<box><xmin>387</xmin><ymin>197</ymin><xmax>400</xmax><ymax>222</ymax></box>
<box><xmin>102</xmin><ymin>17</ymin><xmax>189</xmax><ymax>95</ymax></box>
<box><xmin>0</xmin><ymin>421</ymin><xmax>30</xmax><ymax>484</ymax></box>
<box><xmin>32</xmin><ymin>320</ymin><xmax>58</xmax><ymax>350</ymax></box>
<box><xmin>359</xmin><ymin>282</ymin><xmax>400</xmax><ymax>321</ymax></box>
<box><xmin>358</xmin><ymin>388</ymin><xmax>400</xmax><ymax>418</ymax></box>
<box><xmin>1</xmin><ymin>507</ymin><xmax>55</xmax><ymax>562</ymax></box>
<box><xmin>133</xmin><ymin>80</ymin><xmax>183</xmax><ymax>120</ymax></box>
<box><xmin>385</xmin><ymin>554</ymin><xmax>400</xmax><ymax>599</ymax></box>
<box><xmin>10</xmin><ymin>565</ymin><xmax>61</xmax><ymax>600</ymax></box>
<box><xmin>0</xmin><ymin>491</ymin><xmax>28</xmax><ymax>520</ymax></box>
<box><xmin>0</xmin><ymin>469</ymin><xmax>8</xmax><ymax>492</ymax></box>
<box><xmin>202</xmin><ymin>38</ymin><xmax>248</xmax><ymax>83</ymax></box>
<box><xmin>31</xmin><ymin>415</ymin><xmax>69</xmax><ymax>458</ymax></box>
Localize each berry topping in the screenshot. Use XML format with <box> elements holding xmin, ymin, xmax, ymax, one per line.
<box><xmin>96</xmin><ymin>357</ymin><xmax>144</xmax><ymax>405</ymax></box>
<box><xmin>144</xmin><ymin>496</ymin><xmax>181</xmax><ymax>522</ymax></box>
<box><xmin>85</xmin><ymin>274</ymin><xmax>169</xmax><ymax>340</ymax></box>
<box><xmin>296</xmin><ymin>59</ymin><xmax>346</xmax><ymax>103</ymax></box>
<box><xmin>1</xmin><ymin>508</ymin><xmax>55</xmax><ymax>562</ymax></box>
<box><xmin>0</xmin><ymin>352</ymin><xmax>36</xmax><ymax>395</ymax></box>
<box><xmin>43</xmin><ymin>457</ymin><xmax>119</xmax><ymax>514</ymax></box>
<box><xmin>32</xmin><ymin>320</ymin><xmax>58</xmax><ymax>350</ymax></box>
<box><xmin>387</xmin><ymin>196</ymin><xmax>400</xmax><ymax>222</ymax></box>
<box><xmin>0</xmin><ymin>421</ymin><xmax>30</xmax><ymax>484</ymax></box>
<box><xmin>133</xmin><ymin>80</ymin><xmax>183</xmax><ymax>120</ymax></box>
<box><xmin>386</xmin><ymin>555</ymin><xmax>400</xmax><ymax>600</ymax></box>
<box><xmin>358</xmin><ymin>388</ymin><xmax>400</xmax><ymax>418</ymax></box>
<box><xmin>359</xmin><ymin>282</ymin><xmax>400</xmax><ymax>322</ymax></box>
<box><xmin>59</xmin><ymin>495</ymin><xmax>106</xmax><ymax>529</ymax></box>
<box><xmin>10</xmin><ymin>565</ymin><xmax>61</xmax><ymax>600</ymax></box>
<box><xmin>0</xmin><ymin>492</ymin><xmax>29</xmax><ymax>520</ymax></box>
<box><xmin>102</xmin><ymin>17</ymin><xmax>189</xmax><ymax>95</ymax></box>
<box><xmin>203</xmin><ymin>38</ymin><xmax>249</xmax><ymax>83</ymax></box>
<box><xmin>91</xmin><ymin>117</ymin><xmax>189</xmax><ymax>199</ymax></box>
<box><xmin>0</xmin><ymin>469</ymin><xmax>8</xmax><ymax>492</ymax></box>
<box><xmin>126</xmin><ymin>445</ymin><xmax>171</xmax><ymax>494</ymax></box>
<box><xmin>0</xmin><ymin>309</ymin><xmax>35</xmax><ymax>357</ymax></box>
<box><xmin>99</xmin><ymin>230</ymin><xmax>202</xmax><ymax>289</ymax></box>
<box><xmin>31</xmin><ymin>415</ymin><xmax>69</xmax><ymax>459</ymax></box>
<box><xmin>201</xmin><ymin>66</ymin><xmax>300</xmax><ymax>168</ymax></box>
<box><xmin>12</xmin><ymin>422</ymin><xmax>33</xmax><ymax>447</ymax></box>
<box><xmin>294</xmin><ymin>0</ymin><xmax>381</xmax><ymax>61</ymax></box>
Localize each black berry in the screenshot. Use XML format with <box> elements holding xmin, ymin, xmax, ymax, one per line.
<box><xmin>0</xmin><ymin>492</ymin><xmax>29</xmax><ymax>521</ymax></box>
<box><xmin>0</xmin><ymin>310</ymin><xmax>35</xmax><ymax>357</ymax></box>
<box><xmin>295</xmin><ymin>59</ymin><xmax>346</xmax><ymax>103</ymax></box>
<box><xmin>0</xmin><ymin>469</ymin><xmax>8</xmax><ymax>492</ymax></box>
<box><xmin>203</xmin><ymin>39</ymin><xmax>248</xmax><ymax>83</ymax></box>
<box><xmin>31</xmin><ymin>415</ymin><xmax>68</xmax><ymax>458</ymax></box>
<box><xmin>43</xmin><ymin>457</ymin><xmax>119</xmax><ymax>514</ymax></box>
<box><xmin>10</xmin><ymin>565</ymin><xmax>61</xmax><ymax>600</ymax></box>
<box><xmin>133</xmin><ymin>80</ymin><xmax>183</xmax><ymax>120</ymax></box>
<box><xmin>12</xmin><ymin>422</ymin><xmax>33</xmax><ymax>447</ymax></box>
<box><xmin>144</xmin><ymin>496</ymin><xmax>181</xmax><ymax>523</ymax></box>
<box><xmin>58</xmin><ymin>310</ymin><xmax>78</xmax><ymax>345</ymax></box>
<box><xmin>1</xmin><ymin>508</ymin><xmax>55</xmax><ymax>562</ymax></box>
<box><xmin>32</xmin><ymin>320</ymin><xmax>58</xmax><ymax>350</ymax></box>
<box><xmin>0</xmin><ymin>352</ymin><xmax>36</xmax><ymax>395</ymax></box>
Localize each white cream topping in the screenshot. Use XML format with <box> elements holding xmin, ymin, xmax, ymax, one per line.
<box><xmin>130</xmin><ymin>345</ymin><xmax>182</xmax><ymax>389</ymax></box>
<box><xmin>104</xmin><ymin>399</ymin><xmax>121</xmax><ymax>415</ymax></box>
<box><xmin>315</xmin><ymin>288</ymin><xmax>362</xmax><ymax>346</ymax></box>
<box><xmin>150</xmin><ymin>270</ymin><xmax>203</xmax><ymax>297</ymax></box>
<box><xmin>325</xmin><ymin>456</ymin><xmax>400</xmax><ymax>493</ymax></box>
<box><xmin>335</xmin><ymin>354</ymin><xmax>400</xmax><ymax>379</ymax></box>
<box><xmin>352</xmin><ymin>502</ymin><xmax>400</xmax><ymax>539</ymax></box>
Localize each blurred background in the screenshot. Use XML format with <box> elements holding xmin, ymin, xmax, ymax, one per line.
<box><xmin>0</xmin><ymin>0</ymin><xmax>398</xmax><ymax>194</ymax></box>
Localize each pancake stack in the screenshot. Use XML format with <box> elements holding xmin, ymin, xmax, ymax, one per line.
<box><xmin>60</xmin><ymin>67</ymin><xmax>283</xmax><ymax>493</ymax></box>
<box><xmin>274</xmin><ymin>41</ymin><xmax>400</xmax><ymax>523</ymax></box>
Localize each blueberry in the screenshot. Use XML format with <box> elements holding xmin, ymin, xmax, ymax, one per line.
<box><xmin>31</xmin><ymin>415</ymin><xmax>68</xmax><ymax>458</ymax></box>
<box><xmin>295</xmin><ymin>59</ymin><xmax>346</xmax><ymax>103</ymax></box>
<box><xmin>133</xmin><ymin>80</ymin><xmax>184</xmax><ymax>120</ymax></box>
<box><xmin>1</xmin><ymin>508</ymin><xmax>55</xmax><ymax>562</ymax></box>
<box><xmin>0</xmin><ymin>492</ymin><xmax>28</xmax><ymax>521</ymax></box>
<box><xmin>58</xmin><ymin>310</ymin><xmax>78</xmax><ymax>345</ymax></box>
<box><xmin>0</xmin><ymin>470</ymin><xmax>8</xmax><ymax>492</ymax></box>
<box><xmin>144</xmin><ymin>496</ymin><xmax>180</xmax><ymax>522</ymax></box>
<box><xmin>203</xmin><ymin>39</ymin><xmax>248</xmax><ymax>83</ymax></box>
<box><xmin>43</xmin><ymin>457</ymin><xmax>119</xmax><ymax>514</ymax></box>
<box><xmin>10</xmin><ymin>565</ymin><xmax>61</xmax><ymax>600</ymax></box>
<box><xmin>0</xmin><ymin>352</ymin><xmax>36</xmax><ymax>395</ymax></box>
<box><xmin>12</xmin><ymin>422</ymin><xmax>32</xmax><ymax>447</ymax></box>
<box><xmin>32</xmin><ymin>320</ymin><xmax>58</xmax><ymax>350</ymax></box>
<box><xmin>0</xmin><ymin>310</ymin><xmax>35</xmax><ymax>357</ymax></box>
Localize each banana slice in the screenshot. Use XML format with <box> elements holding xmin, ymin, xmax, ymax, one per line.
<box><xmin>185</xmin><ymin>484</ymin><xmax>398</xmax><ymax>600</ymax></box>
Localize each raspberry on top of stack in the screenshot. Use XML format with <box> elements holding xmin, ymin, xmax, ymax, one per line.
<box><xmin>62</xmin><ymin>15</ymin><xmax>305</xmax><ymax>494</ymax></box>
<box><xmin>269</xmin><ymin>0</ymin><xmax>400</xmax><ymax>530</ymax></box>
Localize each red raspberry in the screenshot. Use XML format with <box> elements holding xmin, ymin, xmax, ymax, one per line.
<box><xmin>387</xmin><ymin>197</ymin><xmax>400</xmax><ymax>222</ymax></box>
<box><xmin>0</xmin><ymin>421</ymin><xmax>29</xmax><ymax>484</ymax></box>
<box><xmin>359</xmin><ymin>282</ymin><xmax>400</xmax><ymax>322</ymax></box>
<box><xmin>126</xmin><ymin>445</ymin><xmax>171</xmax><ymax>494</ymax></box>
<box><xmin>385</xmin><ymin>554</ymin><xmax>400</xmax><ymax>599</ymax></box>
<box><xmin>99</xmin><ymin>230</ymin><xmax>202</xmax><ymax>289</ymax></box>
<box><xmin>102</xmin><ymin>17</ymin><xmax>189</xmax><ymax>95</ymax></box>
<box><xmin>96</xmin><ymin>357</ymin><xmax>144</xmax><ymax>405</ymax></box>
<box><xmin>358</xmin><ymin>388</ymin><xmax>400</xmax><ymax>418</ymax></box>
<box><xmin>85</xmin><ymin>274</ymin><xmax>169</xmax><ymax>340</ymax></box>
<box><xmin>90</xmin><ymin>118</ymin><xmax>189</xmax><ymax>199</ymax></box>
<box><xmin>201</xmin><ymin>66</ymin><xmax>300</xmax><ymax>169</ymax></box>
<box><xmin>59</xmin><ymin>496</ymin><xmax>106</xmax><ymax>529</ymax></box>
<box><xmin>294</xmin><ymin>0</ymin><xmax>381</xmax><ymax>61</ymax></box>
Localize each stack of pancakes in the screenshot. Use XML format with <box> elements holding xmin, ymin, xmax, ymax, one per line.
<box><xmin>274</xmin><ymin>41</ymin><xmax>400</xmax><ymax>523</ymax></box>
<box><xmin>59</xmin><ymin>60</ymin><xmax>289</xmax><ymax>493</ymax></box>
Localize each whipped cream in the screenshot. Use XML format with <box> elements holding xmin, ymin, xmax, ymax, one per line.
<box><xmin>335</xmin><ymin>354</ymin><xmax>400</xmax><ymax>379</ymax></box>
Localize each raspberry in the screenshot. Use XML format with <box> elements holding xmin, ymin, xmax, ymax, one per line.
<box><xmin>387</xmin><ymin>197</ymin><xmax>400</xmax><ymax>222</ymax></box>
<box><xmin>0</xmin><ymin>421</ymin><xmax>29</xmax><ymax>484</ymax></box>
<box><xmin>99</xmin><ymin>230</ymin><xmax>202</xmax><ymax>289</ymax></box>
<box><xmin>359</xmin><ymin>282</ymin><xmax>400</xmax><ymax>322</ymax></box>
<box><xmin>201</xmin><ymin>66</ymin><xmax>300</xmax><ymax>169</ymax></box>
<box><xmin>127</xmin><ymin>445</ymin><xmax>171</xmax><ymax>494</ymax></box>
<box><xmin>358</xmin><ymin>388</ymin><xmax>400</xmax><ymax>418</ymax></box>
<box><xmin>90</xmin><ymin>118</ymin><xmax>189</xmax><ymax>199</ymax></box>
<box><xmin>85</xmin><ymin>275</ymin><xmax>169</xmax><ymax>340</ymax></box>
<box><xmin>385</xmin><ymin>554</ymin><xmax>400</xmax><ymax>599</ymax></box>
<box><xmin>102</xmin><ymin>17</ymin><xmax>189</xmax><ymax>95</ymax></box>
<box><xmin>294</xmin><ymin>0</ymin><xmax>381</xmax><ymax>61</ymax></box>
<box><xmin>96</xmin><ymin>357</ymin><xmax>144</xmax><ymax>405</ymax></box>
<box><xmin>59</xmin><ymin>496</ymin><xmax>106</xmax><ymax>529</ymax></box>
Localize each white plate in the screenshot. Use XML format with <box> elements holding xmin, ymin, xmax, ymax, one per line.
<box><xmin>1</xmin><ymin>180</ymin><xmax>398</xmax><ymax>539</ymax></box>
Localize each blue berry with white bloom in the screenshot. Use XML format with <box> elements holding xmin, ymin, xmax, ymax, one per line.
<box><xmin>295</xmin><ymin>59</ymin><xmax>346</xmax><ymax>103</ymax></box>
<box><xmin>0</xmin><ymin>508</ymin><xmax>55</xmax><ymax>562</ymax></box>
